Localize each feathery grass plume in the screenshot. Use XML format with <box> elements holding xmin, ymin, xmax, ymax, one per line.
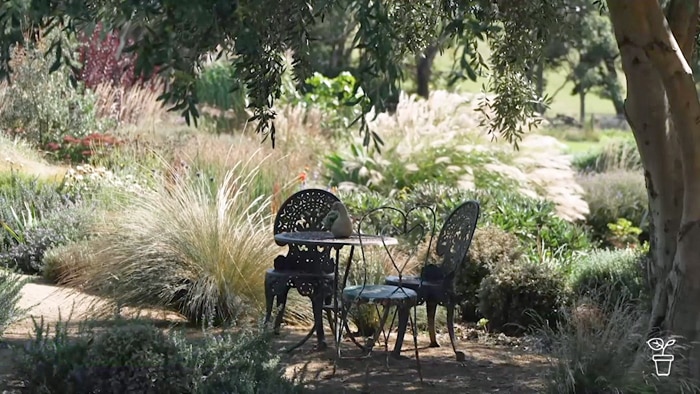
<box><xmin>70</xmin><ymin>151</ymin><xmax>283</xmax><ymax>326</ymax></box>
<box><xmin>91</xmin><ymin>81</ymin><xmax>169</xmax><ymax>127</ymax></box>
<box><xmin>331</xmin><ymin>90</ymin><xmax>590</xmax><ymax>222</ymax></box>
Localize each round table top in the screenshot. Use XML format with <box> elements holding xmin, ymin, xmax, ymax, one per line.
<box><xmin>274</xmin><ymin>231</ymin><xmax>398</xmax><ymax>247</ymax></box>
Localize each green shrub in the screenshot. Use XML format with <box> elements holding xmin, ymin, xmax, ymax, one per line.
<box><xmin>195</xmin><ymin>60</ymin><xmax>249</xmax><ymax>130</ymax></box>
<box><xmin>478</xmin><ymin>260</ymin><xmax>567</xmax><ymax>335</ymax></box>
<box><xmin>456</xmin><ymin>225</ymin><xmax>523</xmax><ymax>322</ymax></box>
<box><xmin>16</xmin><ymin>318</ymin><xmax>301</xmax><ymax>393</ymax></box>
<box><xmin>577</xmin><ymin>170</ymin><xmax>647</xmax><ymax>244</ymax></box>
<box><xmin>568</xmin><ymin>248</ymin><xmax>649</xmax><ymax>309</ymax></box>
<box><xmin>402</xmin><ymin>183</ymin><xmax>592</xmax><ymax>261</ymax></box>
<box><xmin>287</xmin><ymin>71</ymin><xmax>368</xmax><ymax>134</ymax></box>
<box><xmin>573</xmin><ymin>138</ymin><xmax>642</xmax><ymax>173</ymax></box>
<box><xmin>68</xmin><ymin>157</ymin><xmax>279</xmax><ymax>326</ymax></box>
<box><xmin>82</xmin><ymin>323</ymin><xmax>190</xmax><ymax>393</ymax></box>
<box><xmin>0</xmin><ymin>173</ymin><xmax>92</xmax><ymax>275</ymax></box>
<box><xmin>0</xmin><ymin>205</ymin><xmax>92</xmax><ymax>275</ymax></box>
<box><xmin>182</xmin><ymin>329</ymin><xmax>302</xmax><ymax>393</ymax></box>
<box><xmin>540</xmin><ymin>294</ymin><xmax>699</xmax><ymax>394</ymax></box>
<box><xmin>481</xmin><ymin>190</ymin><xmax>592</xmax><ymax>260</ymax></box>
<box><xmin>0</xmin><ymin>37</ymin><xmax>110</xmax><ymax>149</ymax></box>
<box><xmin>0</xmin><ymin>173</ymin><xmax>73</xmax><ymax>248</ymax></box>
<box><xmin>0</xmin><ymin>269</ymin><xmax>27</xmax><ymax>338</ymax></box>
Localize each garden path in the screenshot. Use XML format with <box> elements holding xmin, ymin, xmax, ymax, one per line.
<box><xmin>0</xmin><ymin>278</ymin><xmax>550</xmax><ymax>393</ymax></box>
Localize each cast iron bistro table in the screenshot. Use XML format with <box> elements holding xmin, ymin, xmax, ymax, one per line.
<box><xmin>273</xmin><ymin>231</ymin><xmax>398</xmax><ymax>352</ymax></box>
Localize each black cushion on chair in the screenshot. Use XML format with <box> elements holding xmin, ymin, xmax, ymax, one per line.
<box><xmin>384</xmin><ymin>275</ymin><xmax>421</xmax><ymax>289</ymax></box>
<box><xmin>420</xmin><ymin>264</ymin><xmax>445</xmax><ymax>282</ymax></box>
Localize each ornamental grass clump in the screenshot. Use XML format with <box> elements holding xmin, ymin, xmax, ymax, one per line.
<box><xmin>71</xmin><ymin>154</ymin><xmax>281</xmax><ymax>326</ymax></box>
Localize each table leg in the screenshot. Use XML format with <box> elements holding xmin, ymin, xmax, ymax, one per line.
<box><xmin>312</xmin><ymin>291</ymin><xmax>326</xmax><ymax>348</ymax></box>
<box><xmin>333</xmin><ymin>247</ymin><xmax>341</xmax><ymax>349</ymax></box>
<box><xmin>333</xmin><ymin>246</ymin><xmax>367</xmax><ymax>352</ymax></box>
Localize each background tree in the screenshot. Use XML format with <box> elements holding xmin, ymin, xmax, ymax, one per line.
<box><xmin>540</xmin><ymin>0</ymin><xmax>624</xmax><ymax>122</ymax></box>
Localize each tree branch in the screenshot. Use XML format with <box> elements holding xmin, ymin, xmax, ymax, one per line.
<box><xmin>665</xmin><ymin>0</ymin><xmax>700</xmax><ymax>61</ymax></box>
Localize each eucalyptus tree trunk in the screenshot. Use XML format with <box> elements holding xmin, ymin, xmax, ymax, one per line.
<box><xmin>607</xmin><ymin>0</ymin><xmax>700</xmax><ymax>377</ymax></box>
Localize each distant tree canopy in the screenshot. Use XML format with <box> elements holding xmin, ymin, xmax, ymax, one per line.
<box><xmin>0</xmin><ymin>0</ymin><xmax>571</xmax><ymax>148</ymax></box>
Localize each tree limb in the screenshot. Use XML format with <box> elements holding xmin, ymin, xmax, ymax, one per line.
<box><xmin>665</xmin><ymin>0</ymin><xmax>700</xmax><ymax>61</ymax></box>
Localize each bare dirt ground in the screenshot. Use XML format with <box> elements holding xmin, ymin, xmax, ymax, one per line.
<box><xmin>0</xmin><ymin>278</ymin><xmax>551</xmax><ymax>393</ymax></box>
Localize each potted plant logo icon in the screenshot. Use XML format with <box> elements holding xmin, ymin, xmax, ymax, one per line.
<box><xmin>647</xmin><ymin>338</ymin><xmax>676</xmax><ymax>377</ymax></box>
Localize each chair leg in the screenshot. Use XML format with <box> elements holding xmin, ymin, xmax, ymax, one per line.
<box><xmin>426</xmin><ymin>301</ymin><xmax>439</xmax><ymax>348</ymax></box>
<box><xmin>368</xmin><ymin>305</ymin><xmax>392</xmax><ymax>356</ymax></box>
<box><xmin>325</xmin><ymin>309</ymin><xmax>335</xmax><ymax>337</ymax></box>
<box><xmin>410</xmin><ymin>308</ymin><xmax>423</xmax><ymax>383</ymax></box>
<box><xmin>312</xmin><ymin>292</ymin><xmax>327</xmax><ymax>349</ymax></box>
<box><xmin>391</xmin><ymin>306</ymin><xmax>410</xmax><ymax>358</ymax></box>
<box><xmin>264</xmin><ymin>277</ymin><xmax>275</xmax><ymax>326</ymax></box>
<box><xmin>335</xmin><ymin>303</ymin><xmax>351</xmax><ymax>359</ymax></box>
<box><xmin>446</xmin><ymin>302</ymin><xmax>465</xmax><ymax>361</ymax></box>
<box><xmin>272</xmin><ymin>289</ymin><xmax>290</xmax><ymax>335</ymax></box>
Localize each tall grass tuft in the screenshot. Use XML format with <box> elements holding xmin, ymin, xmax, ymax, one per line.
<box><xmin>69</xmin><ymin>153</ymin><xmax>283</xmax><ymax>326</ymax></box>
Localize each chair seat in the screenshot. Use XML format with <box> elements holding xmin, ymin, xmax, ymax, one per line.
<box><xmin>266</xmin><ymin>268</ymin><xmax>334</xmax><ymax>278</ymax></box>
<box><xmin>384</xmin><ymin>275</ymin><xmax>442</xmax><ymax>288</ymax></box>
<box><xmin>342</xmin><ymin>284</ymin><xmax>418</xmax><ymax>307</ymax></box>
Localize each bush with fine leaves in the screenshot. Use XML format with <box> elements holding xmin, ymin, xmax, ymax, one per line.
<box><xmin>456</xmin><ymin>225</ymin><xmax>522</xmax><ymax>322</ymax></box>
<box><xmin>67</xmin><ymin>158</ymin><xmax>281</xmax><ymax>326</ymax></box>
<box><xmin>478</xmin><ymin>260</ymin><xmax>567</xmax><ymax>335</ymax></box>
<box><xmin>568</xmin><ymin>248</ymin><xmax>649</xmax><ymax>310</ymax></box>
<box><xmin>0</xmin><ymin>269</ymin><xmax>27</xmax><ymax>338</ymax></box>
<box><xmin>0</xmin><ymin>173</ymin><xmax>91</xmax><ymax>275</ymax></box>
<box><xmin>577</xmin><ymin>171</ymin><xmax>647</xmax><ymax>245</ymax></box>
<box><xmin>0</xmin><ymin>36</ymin><xmax>110</xmax><ymax>148</ymax></box>
<box><xmin>16</xmin><ymin>317</ymin><xmax>301</xmax><ymax>394</ymax></box>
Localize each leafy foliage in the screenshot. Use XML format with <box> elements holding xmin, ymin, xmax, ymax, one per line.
<box><xmin>77</xmin><ymin>22</ymin><xmax>157</xmax><ymax>89</ymax></box>
<box><xmin>0</xmin><ymin>269</ymin><xmax>27</xmax><ymax>338</ymax></box>
<box><xmin>285</xmin><ymin>71</ymin><xmax>368</xmax><ymax>134</ymax></box>
<box><xmin>568</xmin><ymin>248</ymin><xmax>649</xmax><ymax>310</ymax></box>
<box><xmin>0</xmin><ymin>173</ymin><xmax>90</xmax><ymax>275</ymax></box>
<box><xmin>456</xmin><ymin>225</ymin><xmax>522</xmax><ymax>322</ymax></box>
<box><xmin>0</xmin><ymin>37</ymin><xmax>110</xmax><ymax>148</ymax></box>
<box><xmin>16</xmin><ymin>317</ymin><xmax>301</xmax><ymax>393</ymax></box>
<box><xmin>577</xmin><ymin>170</ymin><xmax>647</xmax><ymax>245</ymax></box>
<box><xmin>478</xmin><ymin>260</ymin><xmax>566</xmax><ymax>335</ymax></box>
<box><xmin>195</xmin><ymin>59</ymin><xmax>248</xmax><ymax>116</ymax></box>
<box><xmin>0</xmin><ymin>0</ymin><xmax>569</xmax><ymax>147</ymax></box>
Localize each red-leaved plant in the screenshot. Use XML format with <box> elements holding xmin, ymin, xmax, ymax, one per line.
<box><xmin>44</xmin><ymin>133</ymin><xmax>123</xmax><ymax>164</ymax></box>
<box><xmin>77</xmin><ymin>23</ymin><xmax>159</xmax><ymax>89</ymax></box>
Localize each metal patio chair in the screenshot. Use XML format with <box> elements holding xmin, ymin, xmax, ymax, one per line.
<box><xmin>263</xmin><ymin>189</ymin><xmax>339</xmax><ymax>342</ymax></box>
<box><xmin>334</xmin><ymin>204</ymin><xmax>438</xmax><ymax>383</ymax></box>
<box><xmin>385</xmin><ymin>200</ymin><xmax>480</xmax><ymax>361</ymax></box>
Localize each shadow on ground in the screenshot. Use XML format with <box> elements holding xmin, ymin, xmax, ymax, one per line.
<box><xmin>274</xmin><ymin>327</ymin><xmax>550</xmax><ymax>393</ymax></box>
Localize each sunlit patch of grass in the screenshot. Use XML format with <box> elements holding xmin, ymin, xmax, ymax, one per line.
<box><xmin>0</xmin><ymin>133</ymin><xmax>67</xmax><ymax>180</ymax></box>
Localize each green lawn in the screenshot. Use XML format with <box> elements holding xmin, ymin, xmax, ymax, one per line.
<box><xmin>415</xmin><ymin>45</ymin><xmax>624</xmax><ymax>118</ymax></box>
<box><xmin>543</xmin><ymin>128</ymin><xmax>635</xmax><ymax>155</ymax></box>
